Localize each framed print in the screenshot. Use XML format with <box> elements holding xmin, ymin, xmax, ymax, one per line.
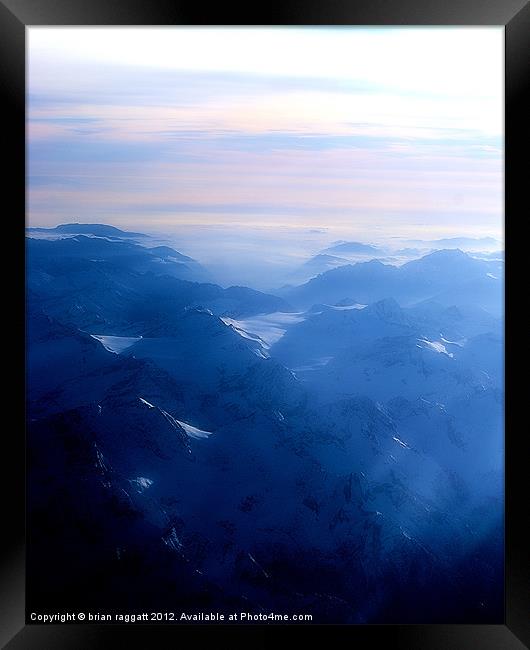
<box><xmin>1</xmin><ymin>1</ymin><xmax>528</xmax><ymax>648</ymax></box>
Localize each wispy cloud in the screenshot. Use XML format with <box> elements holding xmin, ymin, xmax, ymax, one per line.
<box><xmin>27</xmin><ymin>27</ymin><xmax>503</xmax><ymax>240</ymax></box>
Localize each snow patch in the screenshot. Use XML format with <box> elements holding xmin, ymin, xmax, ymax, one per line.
<box><xmin>326</xmin><ymin>303</ymin><xmax>367</xmax><ymax>311</ymax></box>
<box><xmin>91</xmin><ymin>334</ymin><xmax>142</xmax><ymax>354</ymax></box>
<box><xmin>392</xmin><ymin>435</ymin><xmax>411</xmax><ymax>449</ymax></box>
<box><xmin>221</xmin><ymin>317</ymin><xmax>263</xmax><ymax>342</ymax></box>
<box><xmin>130</xmin><ymin>477</ymin><xmax>153</xmax><ymax>493</ymax></box>
<box><xmin>417</xmin><ymin>338</ymin><xmax>454</xmax><ymax>358</ymax></box>
<box><xmin>292</xmin><ymin>356</ymin><xmax>333</xmax><ymax>373</ymax></box>
<box><xmin>401</xmin><ymin>529</ymin><xmax>412</xmax><ymax>540</ymax></box>
<box><xmin>163</xmin><ymin>527</ymin><xmax>183</xmax><ymax>553</ymax></box>
<box><xmin>229</xmin><ymin>312</ymin><xmax>307</xmax><ymax>346</ymax></box>
<box><xmin>176</xmin><ymin>419</ymin><xmax>213</xmax><ymax>440</ymax></box>
<box><xmin>440</xmin><ymin>335</ymin><xmax>464</xmax><ymax>348</ymax></box>
<box><xmin>248</xmin><ymin>552</ymin><xmax>270</xmax><ymax>578</ymax></box>
<box><xmin>94</xmin><ymin>444</ymin><xmax>109</xmax><ymax>472</ymax></box>
<box><xmin>252</xmin><ymin>347</ymin><xmax>270</xmax><ymax>359</ymax></box>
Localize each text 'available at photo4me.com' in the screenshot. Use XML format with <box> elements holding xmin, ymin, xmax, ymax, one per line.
<box><xmin>29</xmin><ymin>611</ymin><xmax>314</xmax><ymax>623</ymax></box>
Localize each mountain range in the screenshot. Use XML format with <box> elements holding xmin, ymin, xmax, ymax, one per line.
<box><xmin>280</xmin><ymin>249</ymin><xmax>503</xmax><ymax>316</ymax></box>
<box><xmin>26</xmin><ymin>225</ymin><xmax>504</xmax><ymax>622</ymax></box>
<box><xmin>27</xmin><ymin>222</ymin><xmax>148</xmax><ymax>238</ymax></box>
<box><xmin>321</xmin><ymin>241</ymin><xmax>383</xmax><ymax>256</ymax></box>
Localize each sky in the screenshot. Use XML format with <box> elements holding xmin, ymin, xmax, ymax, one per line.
<box><xmin>27</xmin><ymin>27</ymin><xmax>504</xmax><ymax>246</ymax></box>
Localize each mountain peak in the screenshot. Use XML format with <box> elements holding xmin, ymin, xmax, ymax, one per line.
<box><xmin>362</xmin><ymin>258</ymin><xmax>386</xmax><ymax>266</ymax></box>
<box><xmin>422</xmin><ymin>248</ymin><xmax>468</xmax><ymax>261</ymax></box>
<box><xmin>29</xmin><ymin>223</ymin><xmax>147</xmax><ymax>238</ymax></box>
<box><xmin>323</xmin><ymin>241</ymin><xmax>381</xmax><ymax>255</ymax></box>
<box><xmin>148</xmin><ymin>246</ymin><xmax>194</xmax><ymax>262</ymax></box>
<box><xmin>402</xmin><ymin>248</ymin><xmax>473</xmax><ymax>273</ymax></box>
<box><xmin>364</xmin><ymin>297</ymin><xmax>404</xmax><ymax>320</ymax></box>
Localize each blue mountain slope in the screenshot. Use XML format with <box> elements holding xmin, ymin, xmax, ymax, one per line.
<box><xmin>26</xmin><ymin>228</ymin><xmax>504</xmax><ymax>622</ymax></box>
<box><xmin>283</xmin><ymin>249</ymin><xmax>503</xmax><ymax>312</ymax></box>
<box><xmin>27</xmin><ymin>237</ymin><xmax>293</xmax><ymax>332</ymax></box>
<box><xmin>272</xmin><ymin>298</ymin><xmax>414</xmax><ymax>368</ymax></box>
<box><xmin>27</xmin><ymin>234</ymin><xmax>211</xmax><ymax>282</ymax></box>
<box><xmin>322</xmin><ymin>241</ymin><xmax>383</xmax><ymax>255</ymax></box>
<box><xmin>28</xmin><ymin>222</ymin><xmax>148</xmax><ymax>238</ymax></box>
<box><xmin>309</xmin><ymin>332</ymin><xmax>501</xmax><ymax>404</ymax></box>
<box><xmin>28</xmin><ymin>365</ymin><xmax>502</xmax><ymax>621</ymax></box>
<box><xmin>27</xmin><ymin>309</ymin><xmax>119</xmax><ymax>405</ymax></box>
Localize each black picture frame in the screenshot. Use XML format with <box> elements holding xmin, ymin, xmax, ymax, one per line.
<box><xmin>1</xmin><ymin>1</ymin><xmax>528</xmax><ymax>647</ymax></box>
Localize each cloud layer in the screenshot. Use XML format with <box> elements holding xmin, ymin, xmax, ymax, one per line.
<box><xmin>27</xmin><ymin>28</ymin><xmax>503</xmax><ymax>240</ymax></box>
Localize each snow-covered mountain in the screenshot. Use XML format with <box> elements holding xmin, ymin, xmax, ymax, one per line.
<box><xmin>26</xmin><ymin>229</ymin><xmax>504</xmax><ymax>622</ymax></box>
<box><xmin>282</xmin><ymin>249</ymin><xmax>503</xmax><ymax>312</ymax></box>
<box><xmin>287</xmin><ymin>253</ymin><xmax>352</xmax><ymax>284</ymax></box>
<box><xmin>272</xmin><ymin>298</ymin><xmax>412</xmax><ymax>369</ymax></box>
<box><xmin>272</xmin><ymin>295</ymin><xmax>502</xmax><ymax>373</ymax></box>
<box><xmin>28</xmin><ymin>329</ymin><xmax>503</xmax><ymax>621</ymax></box>
<box><xmin>308</xmin><ymin>332</ymin><xmax>500</xmax><ymax>403</ymax></box>
<box><xmin>27</xmin><ymin>236</ymin><xmax>293</xmax><ymax>333</ymax></box>
<box><xmin>27</xmin><ymin>233</ymin><xmax>212</xmax><ymax>283</ymax></box>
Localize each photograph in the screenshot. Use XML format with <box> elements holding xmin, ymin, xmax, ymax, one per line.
<box><xmin>25</xmin><ymin>26</ymin><xmax>505</xmax><ymax>626</ymax></box>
